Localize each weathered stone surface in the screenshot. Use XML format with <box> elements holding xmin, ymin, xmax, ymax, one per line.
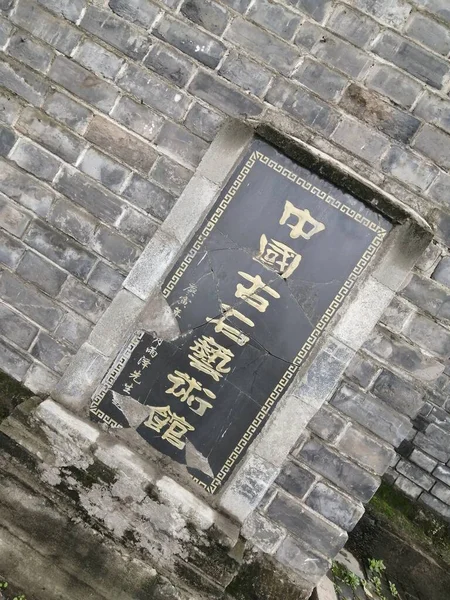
<box><xmin>54</xmin><ymin>311</ymin><xmax>92</xmax><ymax>349</ymax></box>
<box><xmin>276</xmin><ymin>535</ymin><xmax>330</xmax><ymax>586</ymax></box>
<box><xmin>294</xmin><ymin>58</ymin><xmax>347</xmax><ymax>102</ymax></box>
<box><xmin>0</xmin><ymin>228</ymin><xmax>24</xmax><ymax>268</ymax></box>
<box><xmin>31</xmin><ymin>331</ymin><xmax>74</xmax><ymax>374</ymax></box>
<box><xmin>248</xmin><ymin>0</ymin><xmax>300</xmax><ymax>41</ymax></box>
<box><xmin>345</xmin><ymin>355</ymin><xmax>379</xmax><ymax>389</ymax></box>
<box><xmin>275</xmin><ymin>461</ymin><xmax>316</xmax><ymax>500</ymax></box>
<box><xmin>43</xmin><ymin>91</ymin><xmax>93</xmax><ymax>135</ymax></box>
<box><xmin>307</xmin><ymin>405</ymin><xmax>347</xmax><ymax>442</ymax></box>
<box><xmin>0</xmin><ymin>303</ymin><xmax>38</xmax><ymax>350</ymax></box>
<box><xmin>88</xmin><ymin>262</ymin><xmax>125</xmax><ymax>299</ymax></box>
<box><xmin>144</xmin><ymin>44</ymin><xmax>195</xmax><ymax>88</ymax></box>
<box><xmin>10</xmin><ymin>139</ymin><xmax>61</xmax><ymax>182</ymax></box>
<box><xmin>48</xmin><ymin>198</ymin><xmax>97</xmax><ymax>246</ymax></box>
<box><xmin>403</xmin><ymin>313</ymin><xmax>450</xmax><ymax>358</ymax></box>
<box><xmin>409</xmin><ymin>448</ymin><xmax>438</xmax><ymax>473</ymax></box>
<box><xmin>0</xmin><ymin>195</ymin><xmax>30</xmax><ymax>237</ymax></box>
<box><xmin>314</xmin><ymin>36</ymin><xmax>371</xmax><ymax>79</ymax></box>
<box><xmin>331</xmin><ymin>116</ymin><xmax>390</xmax><ymax>163</ymax></box>
<box><xmin>108</xmin><ymin>0</ymin><xmax>159</xmax><ymax>28</ymax></box>
<box><xmin>0</xmin><ymin>338</ymin><xmax>30</xmax><ymax>380</ymax></box>
<box><xmin>156</xmin><ymin>122</ymin><xmax>208</xmax><ymax>168</ymax></box>
<box><xmin>16</xmin><ymin>250</ymin><xmax>67</xmax><ymax>296</ymax></box>
<box><xmin>406</xmin><ymin>11</ymin><xmax>450</xmax><ymax>55</ymax></box>
<box><xmin>0</xmin><ymin>159</ymin><xmax>55</xmax><ymax>218</ymax></box>
<box><xmin>396</xmin><ymin>459</ymin><xmax>435</xmax><ymax>491</ymax></box>
<box><xmin>242</xmin><ymin>512</ymin><xmax>286</xmax><ymax>554</ymax></box>
<box><xmin>349</xmin><ymin>0</ymin><xmax>411</xmax><ymax>27</ymax></box>
<box><xmin>414</xmin><ymin>124</ymin><xmax>450</xmax><ymax>170</ymax></box>
<box><xmin>337</xmin><ymin>426</ymin><xmax>395</xmax><ymax>475</ymax></box>
<box><xmin>366</xmin><ymin>63</ymin><xmax>421</xmax><ymax>109</ymax></box>
<box><xmin>219</xmin><ymin>50</ymin><xmax>272</xmax><ymax>97</ymax></box>
<box><xmin>0</xmin><ymin>58</ymin><xmax>48</xmax><ymax>107</ymax></box>
<box><xmin>181</xmin><ymin>0</ymin><xmax>229</xmax><ymax>35</ymax></box>
<box><xmin>79</xmin><ymin>148</ymin><xmax>130</xmax><ymax>193</ymax></box>
<box><xmin>184</xmin><ymin>103</ymin><xmax>224</xmax><ymax>142</ymax></box>
<box><xmin>59</xmin><ymin>278</ymin><xmax>109</xmax><ymax>323</ymax></box>
<box><xmin>306</xmin><ymin>482</ymin><xmax>364</xmax><ymax>530</ymax></box>
<box><xmin>150</xmin><ymin>155</ymin><xmax>193</xmax><ymax>197</ymax></box>
<box><xmin>327</xmin><ymin>5</ymin><xmax>380</xmax><ymax>48</ymax></box>
<box><xmin>74</xmin><ymin>39</ymin><xmax>124</xmax><ymax>81</ymax></box>
<box><xmin>111</xmin><ymin>96</ymin><xmax>164</xmax><ymax>142</ymax></box>
<box><xmin>7</xmin><ymin>31</ymin><xmax>54</xmax><ymax>73</ymax></box>
<box><xmin>93</xmin><ymin>225</ymin><xmax>140</xmax><ymax>271</ymax></box>
<box><xmin>123</xmin><ymin>174</ymin><xmax>175</xmax><ymax>222</ymax></box>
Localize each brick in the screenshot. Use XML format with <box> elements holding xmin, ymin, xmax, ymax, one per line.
<box><xmin>276</xmin><ymin>535</ymin><xmax>331</xmax><ymax>584</ymax></box>
<box><xmin>331</xmin><ymin>117</ymin><xmax>389</xmax><ymax>163</ymax></box>
<box><xmin>268</xmin><ymin>492</ymin><xmax>347</xmax><ymax>556</ymax></box>
<box><xmin>123</xmin><ymin>174</ymin><xmax>175</xmax><ymax>221</ymax></box>
<box><xmin>50</xmin><ymin>57</ymin><xmax>119</xmax><ymax>113</ymax></box>
<box><xmin>395</xmin><ymin>474</ymin><xmax>422</xmax><ymax>499</ymax></box>
<box><xmin>397</xmin><ymin>459</ymin><xmax>434</xmax><ymax>490</ymax></box>
<box><xmin>150</xmin><ymin>155</ymin><xmax>193</xmax><ymax>197</ymax></box>
<box><xmin>275</xmin><ymin>461</ymin><xmax>315</xmax><ymax>499</ymax></box>
<box><xmin>55</xmin><ymin>168</ymin><xmax>124</xmax><ymax>225</ymax></box>
<box><xmin>108</xmin><ymin>0</ymin><xmax>159</xmax><ymax>28</ymax></box>
<box><xmin>7</xmin><ymin>31</ymin><xmax>54</xmax><ymax>73</ymax></box>
<box><xmin>0</xmin><ymin>195</ymin><xmax>30</xmax><ymax>236</ymax></box>
<box><xmin>294</xmin><ymin>21</ymin><xmax>324</xmax><ymax>50</ymax></box>
<box><xmin>17</xmin><ymin>107</ymin><xmax>85</xmax><ymax>164</ymax></box>
<box><xmin>293</xmin><ymin>58</ymin><xmax>347</xmax><ymax>102</ymax></box>
<box><xmin>248</xmin><ymin>0</ymin><xmax>300</xmax><ymax>40</ymax></box>
<box><xmin>10</xmin><ymin>139</ymin><xmax>61</xmax><ymax>183</ymax></box>
<box><xmin>0</xmin><ymin>339</ymin><xmax>30</xmax><ymax>381</ymax></box>
<box><xmin>380</xmin><ymin>297</ymin><xmax>413</xmax><ymax>334</ymax></box>
<box><xmin>225</xmin><ymin>18</ymin><xmax>300</xmax><ymax>76</ymax></box>
<box><xmin>79</xmin><ymin>147</ymin><xmax>130</xmax><ymax>193</ymax></box>
<box><xmin>11</xmin><ymin>0</ymin><xmax>81</xmax><ymax>54</ymax></box>
<box><xmin>405</xmin><ymin>313</ymin><xmax>450</xmax><ymax>359</ymax></box>
<box><xmin>241</xmin><ymin>512</ymin><xmax>286</xmax><ymax>555</ymax></box>
<box><xmin>410</xmin><ymin>449</ymin><xmax>437</xmax><ymax>473</ymax></box>
<box><xmin>0</xmin><ymin>271</ymin><xmax>64</xmax><ymax>330</ymax></box>
<box><xmin>0</xmin><ymin>229</ymin><xmax>24</xmax><ymax>268</ymax></box>
<box><xmin>406</xmin><ymin>12</ymin><xmax>450</xmax><ymax>55</ymax></box>
<box><xmin>59</xmin><ymin>278</ymin><xmax>109</xmax><ymax>323</ymax></box>
<box><xmin>0</xmin><ymin>90</ymin><xmax>22</xmax><ymax>125</ymax></box>
<box><xmin>181</xmin><ymin>0</ymin><xmax>229</xmax><ymax>35</ymax></box>
<box><xmin>415</xmin><ymin>92</ymin><xmax>450</xmax><ymax>135</ymax></box>
<box><xmin>48</xmin><ymin>197</ymin><xmax>97</xmax><ymax>246</ymax></box>
<box><xmin>421</xmin><ymin>493</ymin><xmax>450</xmax><ymax>519</ymax></box>
<box><xmin>24</xmin><ymin>362</ymin><xmax>58</xmax><ymax>395</ymax></box>
<box><xmin>338</xmin><ymin>426</ymin><xmax>394</xmax><ymax>475</ymax></box>
<box><xmin>306</xmin><ymin>482</ymin><xmax>364</xmax><ymax>530</ymax></box>
<box><xmin>80</xmin><ymin>6</ymin><xmax>151</xmax><ymax>60</ymax></box>
<box><xmin>0</xmin><ymin>303</ymin><xmax>37</xmax><ymax>349</ymax></box>
<box><xmin>0</xmin><ymin>159</ymin><xmax>55</xmax><ymax>218</ymax></box>
<box><xmin>93</xmin><ymin>225</ymin><xmax>140</xmax><ymax>271</ymax></box>
<box><xmin>54</xmin><ymin>311</ymin><xmax>91</xmax><ymax>349</ymax></box>
<box><xmin>366</xmin><ymin>64</ymin><xmax>422</xmax><ymax>110</ymax></box>
<box><xmin>16</xmin><ymin>250</ymin><xmax>67</xmax><ymax>296</ymax></box>
<box><xmin>184</xmin><ymin>103</ymin><xmax>225</xmax><ymax>142</ymax></box>
<box><xmin>74</xmin><ymin>39</ymin><xmax>124</xmax><ymax>81</ymax></box>
<box><xmin>285</xmin><ymin>0</ymin><xmax>330</xmax><ymax>22</ymax></box>
<box><xmin>331</xmin><ymin>385</ymin><xmax>411</xmax><ymax>446</ymax></box>
<box><xmin>0</xmin><ymin>15</ymin><xmax>10</xmax><ymax>43</ymax></box>
<box><xmin>219</xmin><ymin>0</ymin><xmax>250</xmax><ymax>12</ymax></box>
<box><xmin>116</xmin><ymin>208</ymin><xmax>158</xmax><ymax>246</ymax></box>
<box><xmin>307</xmin><ymin>405</ymin><xmax>346</xmax><ymax>442</ymax></box>
<box><xmin>345</xmin><ymin>355</ymin><xmax>379</xmax><ymax>389</ymax></box>
<box><xmin>365</xmin><ymin>328</ymin><xmax>444</xmax><ymax>383</ymax></box>
<box><xmin>155</xmin><ymin>122</ymin><xmax>208</xmax><ymax>168</ymax></box>
<box><xmin>110</xmin><ymin>97</ymin><xmax>163</xmax><ymax>143</ymax></box>
<box><xmin>0</xmin><ymin>58</ymin><xmax>48</xmax><ymax>107</ymax></box>
<box><xmin>88</xmin><ymin>261</ymin><xmax>125</xmax><ymax>299</ymax></box>
<box><xmin>340</xmin><ymin>85</ymin><xmax>420</xmax><ymax>144</ymax></box>
<box><xmin>0</xmin><ymin>123</ymin><xmax>16</xmax><ymax>155</ymax></box>
<box><xmin>144</xmin><ymin>44</ymin><xmax>195</xmax><ymax>88</ymax></box>
<box><xmin>156</xmin><ymin>16</ymin><xmax>226</xmax><ymax>69</ymax></box>
<box><xmin>381</xmin><ymin>146</ymin><xmax>437</xmax><ymax>191</ymax></box>
<box><xmin>189</xmin><ymin>71</ymin><xmax>263</xmax><ymax>119</ymax></box>
<box><xmin>373</xmin><ymin>31</ymin><xmax>449</xmax><ymax>89</ymax></box>
<box><xmin>348</xmin><ymin>0</ymin><xmax>411</xmax><ymax>27</ymax></box>
<box><xmin>314</xmin><ymin>35</ymin><xmax>371</xmax><ymax>79</ymax></box>
<box><xmin>219</xmin><ymin>50</ymin><xmax>272</xmax><ymax>97</ymax></box>
<box><xmin>43</xmin><ymin>91</ymin><xmax>93</xmax><ymax>135</ymax></box>
<box><xmin>415</xmin><ymin>432</ymin><xmax>449</xmax><ymax>463</ymax></box>
<box><xmin>36</xmin><ymin>0</ymin><xmax>85</xmax><ymax>22</ymax></box>
<box><xmin>432</xmin><ymin>210</ymin><xmax>450</xmax><ymax>247</ymax></box>
<box><xmin>434</xmin><ymin>464</ymin><xmax>450</xmax><ymax>486</ymax></box>
<box><xmin>327</xmin><ymin>5</ymin><xmax>380</xmax><ymax>48</ymax></box>
<box><xmin>372</xmin><ymin>369</ymin><xmax>424</xmax><ymax>417</ymax></box>
<box><xmin>416</xmin><ymin>242</ymin><xmax>442</xmax><ymax>275</ymax></box>
<box><xmin>0</xmin><ymin>0</ymin><xmax>13</xmax><ymax>12</ymax></box>
<box><xmin>297</xmin><ymin>437</ymin><xmax>379</xmax><ymax>502</ymax></box>
<box><xmin>414</xmin><ymin>125</ymin><xmax>450</xmax><ymax>171</ymax></box>
<box><xmin>31</xmin><ymin>331</ymin><xmax>74</xmax><ymax>374</ymax></box>
<box><xmin>402</xmin><ymin>273</ymin><xmax>450</xmax><ymax>321</ymax></box>
<box><xmin>433</xmin><ymin>256</ymin><xmax>450</xmax><ymax>288</ymax></box>
<box><xmin>24</xmin><ymin>220</ymin><xmax>96</xmax><ymax>279</ymax></box>
<box><xmin>116</xmin><ymin>63</ymin><xmax>189</xmax><ymax>121</ymax></box>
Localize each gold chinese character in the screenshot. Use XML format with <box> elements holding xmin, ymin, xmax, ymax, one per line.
<box><xmin>146</xmin><ymin>346</ymin><xmax>158</xmax><ymax>358</ymax></box>
<box><xmin>235</xmin><ymin>271</ymin><xmax>280</xmax><ymax>313</ymax></box>
<box><xmin>255</xmin><ymin>234</ymin><xmax>302</xmax><ymax>279</ymax></box>
<box><xmin>173</xmin><ymin>306</ymin><xmax>182</xmax><ymax>318</ymax></box>
<box><xmin>188</xmin><ymin>335</ymin><xmax>234</xmax><ymax>382</ymax></box>
<box><xmin>280</xmin><ymin>201</ymin><xmax>325</xmax><ymax>239</ymax></box>
<box><xmin>138</xmin><ymin>356</ymin><xmax>151</xmax><ymax>369</ymax></box>
<box><xmin>186</xmin><ymin>283</ymin><xmax>197</xmax><ymax>296</ymax></box>
<box><xmin>207</xmin><ymin>303</ymin><xmax>254</xmax><ymax>346</ymax></box>
<box><xmin>166</xmin><ymin>371</ymin><xmax>216</xmax><ymax>416</ymax></box>
<box><xmin>179</xmin><ymin>295</ymin><xmax>190</xmax><ymax>306</ymax></box>
<box><xmin>129</xmin><ymin>370</ymin><xmax>142</xmax><ymax>383</ymax></box>
<box><xmin>123</xmin><ymin>382</ymin><xmax>133</xmax><ymax>395</ymax></box>
<box><xmin>143</xmin><ymin>405</ymin><xmax>194</xmax><ymax>450</ymax></box>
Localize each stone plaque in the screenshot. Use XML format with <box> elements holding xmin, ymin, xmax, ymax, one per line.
<box><xmin>91</xmin><ymin>139</ymin><xmax>391</xmax><ymax>493</ymax></box>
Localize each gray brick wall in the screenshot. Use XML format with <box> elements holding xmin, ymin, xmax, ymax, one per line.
<box><xmin>0</xmin><ymin>0</ymin><xmax>450</xmax><ymax>548</ymax></box>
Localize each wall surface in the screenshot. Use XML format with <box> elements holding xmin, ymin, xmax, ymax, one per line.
<box><xmin>1</xmin><ymin>0</ymin><xmax>450</xmax><ymax>596</ymax></box>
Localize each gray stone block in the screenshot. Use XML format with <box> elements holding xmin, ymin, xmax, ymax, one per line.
<box><xmin>16</xmin><ymin>250</ymin><xmax>67</xmax><ymax>296</ymax></box>
<box><xmin>17</xmin><ymin>107</ymin><xmax>85</xmax><ymax>164</ymax></box>
<box><xmin>331</xmin><ymin>385</ymin><xmax>411</xmax><ymax>446</ymax></box>
<box><xmin>74</xmin><ymin>39</ymin><xmax>124</xmax><ymax>81</ymax></box>
<box><xmin>432</xmin><ymin>209</ymin><xmax>450</xmax><ymax>248</ymax></box>
<box><xmin>0</xmin><ymin>271</ymin><xmax>64</xmax><ymax>330</ymax></box>
<box><xmin>402</xmin><ymin>274</ymin><xmax>450</xmax><ymax>321</ymax></box>
<box><xmin>116</xmin><ymin>63</ymin><xmax>189</xmax><ymax>121</ymax></box>
<box><xmin>88</xmin><ymin>261</ymin><xmax>125</xmax><ymax>299</ymax></box>
<box><xmin>294</xmin><ymin>21</ymin><xmax>324</xmax><ymax>50</ymax></box>
<box><xmin>372</xmin><ymin>369</ymin><xmax>424</xmax><ymax>417</ymax></box>
<box><xmin>24</xmin><ymin>219</ymin><xmax>96</xmax><ymax>279</ymax></box>
<box><xmin>421</xmin><ymin>493</ymin><xmax>450</xmax><ymax>520</ymax></box>
<box><xmin>396</xmin><ymin>459</ymin><xmax>434</xmax><ymax>490</ymax></box>
<box><xmin>241</xmin><ymin>512</ymin><xmax>285</xmax><ymax>554</ymax></box>
<box><xmin>0</xmin><ymin>159</ymin><xmax>55</xmax><ymax>218</ymax></box>
<box><xmin>48</xmin><ymin>197</ymin><xmax>97</xmax><ymax>246</ymax></box>
<box><xmin>327</xmin><ymin>5</ymin><xmax>380</xmax><ymax>48</ymax></box>
<box><xmin>373</xmin><ymin>30</ymin><xmax>449</xmax><ymax>89</ymax></box>
<box><xmin>366</xmin><ymin>63</ymin><xmax>422</xmax><ymax>109</ymax></box>
<box><xmin>414</xmin><ymin>92</ymin><xmax>450</xmax><ymax>135</ymax></box>
<box><xmin>110</xmin><ymin>96</ymin><xmax>163</xmax><ymax>142</ymax></box>
<box><xmin>0</xmin><ymin>123</ymin><xmax>16</xmax><ymax>156</ymax></box>
<box><xmin>116</xmin><ymin>208</ymin><xmax>158</xmax><ymax>246</ymax></box>
<box><xmin>297</xmin><ymin>438</ymin><xmax>379</xmax><ymax>502</ymax></box>
<box><xmin>49</xmin><ymin>56</ymin><xmax>119</xmax><ymax>113</ymax></box>
<box><xmin>80</xmin><ymin>5</ymin><xmax>150</xmax><ymax>60</ymax></box>
<box><xmin>93</xmin><ymin>225</ymin><xmax>140</xmax><ymax>271</ymax></box>
<box><xmin>0</xmin><ymin>338</ymin><xmax>30</xmax><ymax>380</ymax></box>
<box><xmin>0</xmin><ymin>195</ymin><xmax>30</xmax><ymax>237</ymax></box>
<box><xmin>219</xmin><ymin>50</ymin><xmax>272</xmax><ymax>97</ymax></box>
<box><xmin>406</xmin><ymin>12</ymin><xmax>450</xmax><ymax>55</ymax></box>
<box><xmin>275</xmin><ymin>461</ymin><xmax>316</xmax><ymax>500</ymax></box>
<box><xmin>285</xmin><ymin>0</ymin><xmax>330</xmax><ymax>22</ymax></box>
<box><xmin>144</xmin><ymin>44</ymin><xmax>195</xmax><ymax>88</ymax></box>
<box><xmin>55</xmin><ymin>167</ymin><xmax>124</xmax><ymax>225</ymax></box>
<box><xmin>10</xmin><ymin>139</ymin><xmax>61</xmax><ymax>182</ymax></box>
<box><xmin>220</xmin><ymin>0</ymin><xmax>250</xmax><ymax>12</ymax></box>
<box><xmin>314</xmin><ymin>35</ymin><xmax>371</xmax><ymax>79</ymax></box>
<box><xmin>345</xmin><ymin>355</ymin><xmax>379</xmax><ymax>389</ymax></box>
<box><xmin>0</xmin><ymin>229</ymin><xmax>24</xmax><ymax>268</ymax></box>
<box><xmin>181</xmin><ymin>0</ymin><xmax>229</xmax><ymax>35</ymax></box>
<box><xmin>156</xmin><ymin>15</ymin><xmax>226</xmax><ymax>69</ymax></box>
<box><xmin>409</xmin><ymin>449</ymin><xmax>438</xmax><ymax>473</ymax></box>
<box><xmin>434</xmin><ymin>464</ymin><xmax>450</xmax><ymax>487</ymax></box>
<box><xmin>0</xmin><ymin>303</ymin><xmax>38</xmax><ymax>349</ymax></box>
<box><xmin>155</xmin><ymin>122</ymin><xmax>208</xmax><ymax>169</ymax></box>
<box><xmin>338</xmin><ymin>426</ymin><xmax>395</xmax><ymax>475</ymax></box>
<box><xmin>24</xmin><ymin>362</ymin><xmax>59</xmax><ymax>395</ymax></box>
<box><xmin>0</xmin><ymin>90</ymin><xmax>22</xmax><ymax>125</ymax></box>
<box><xmin>331</xmin><ymin>116</ymin><xmax>389</xmax><ymax>163</ymax></box>
<box><xmin>79</xmin><ymin>147</ymin><xmax>130</xmax><ymax>193</ymax></box>
<box><xmin>108</xmin><ymin>0</ymin><xmax>159</xmax><ymax>28</ymax></box>
<box><xmin>225</xmin><ymin>17</ymin><xmax>300</xmax><ymax>76</ymax></box>
<box><xmin>293</xmin><ymin>58</ymin><xmax>347</xmax><ymax>102</ymax></box>
<box><xmin>413</xmin><ymin>124</ymin><xmax>450</xmax><ymax>170</ymax></box>
<box><xmin>7</xmin><ymin>31</ymin><xmax>54</xmax><ymax>73</ymax></box>
<box><xmin>348</xmin><ymin>0</ymin><xmax>411</xmax><ymax>27</ymax></box>
<box><xmin>248</xmin><ymin>0</ymin><xmax>300</xmax><ymax>40</ymax></box>
<box><xmin>36</xmin><ymin>0</ymin><xmax>85</xmax><ymax>22</ymax></box>
<box><xmin>0</xmin><ymin>58</ymin><xmax>48</xmax><ymax>107</ymax></box>
<box><xmin>123</xmin><ymin>174</ymin><xmax>175</xmax><ymax>221</ymax></box>
<box><xmin>184</xmin><ymin>103</ymin><xmax>224</xmax><ymax>143</ymax></box>
<box><xmin>43</xmin><ymin>92</ymin><xmax>93</xmax><ymax>135</ymax></box>
<box><xmin>380</xmin><ymin>297</ymin><xmax>413</xmax><ymax>333</ymax></box>
<box><xmin>395</xmin><ymin>473</ymin><xmax>422</xmax><ymax>499</ymax></box>
<box><xmin>11</xmin><ymin>0</ymin><xmax>82</xmax><ymax>54</ymax></box>
<box><xmin>150</xmin><ymin>155</ymin><xmax>192</xmax><ymax>197</ymax></box>
<box><xmin>307</xmin><ymin>405</ymin><xmax>347</xmax><ymax>442</ymax></box>
<box><xmin>306</xmin><ymin>481</ymin><xmax>364</xmax><ymax>531</ymax></box>
<box><xmin>268</xmin><ymin>492</ymin><xmax>347</xmax><ymax>557</ymax></box>
<box><xmin>59</xmin><ymin>278</ymin><xmax>109</xmax><ymax>323</ymax></box>
<box><xmin>428</xmin><ymin>172</ymin><xmax>450</xmax><ymax>210</ymax></box>
<box><xmin>54</xmin><ymin>311</ymin><xmax>92</xmax><ymax>349</ymax></box>
<box><xmin>414</xmin><ymin>431</ymin><xmax>449</xmax><ymax>463</ymax></box>
<box><xmin>276</xmin><ymin>535</ymin><xmax>331</xmax><ymax>584</ymax></box>
<box><xmin>381</xmin><ymin>146</ymin><xmax>437</xmax><ymax>191</ymax></box>
<box><xmin>31</xmin><ymin>331</ymin><xmax>74</xmax><ymax>374</ymax></box>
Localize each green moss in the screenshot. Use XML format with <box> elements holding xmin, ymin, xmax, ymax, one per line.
<box><xmin>0</xmin><ymin>372</ymin><xmax>33</xmax><ymax>422</ymax></box>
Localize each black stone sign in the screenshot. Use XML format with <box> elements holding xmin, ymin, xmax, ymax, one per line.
<box><xmin>91</xmin><ymin>138</ymin><xmax>391</xmax><ymax>493</ymax></box>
